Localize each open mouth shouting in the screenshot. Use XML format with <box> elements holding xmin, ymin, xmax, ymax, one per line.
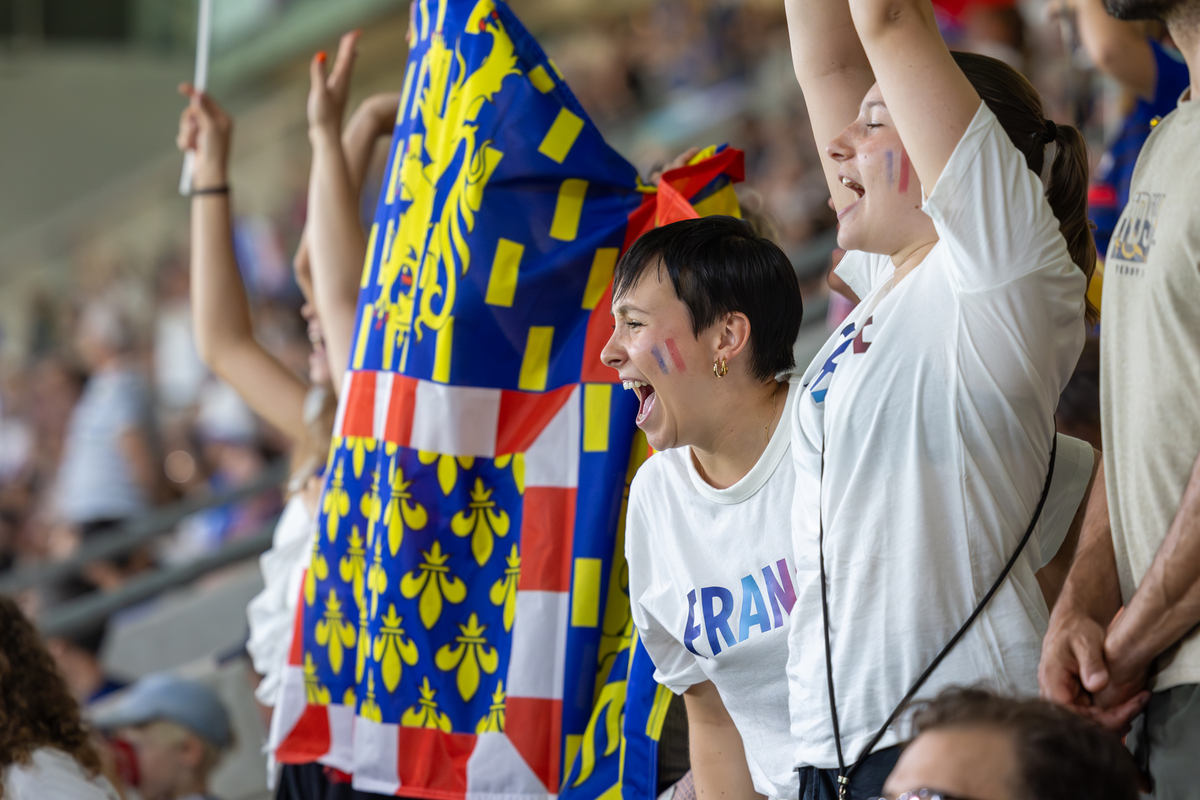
<box><xmin>838</xmin><ymin>173</ymin><xmax>865</xmax><ymax>220</ymax></box>
<box><xmin>622</xmin><ymin>378</ymin><xmax>656</xmax><ymax>427</ymax></box>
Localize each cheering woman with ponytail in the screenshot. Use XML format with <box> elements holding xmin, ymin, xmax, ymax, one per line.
<box><xmin>783</xmin><ymin>0</ymin><xmax>1101</xmax><ymax>796</ymax></box>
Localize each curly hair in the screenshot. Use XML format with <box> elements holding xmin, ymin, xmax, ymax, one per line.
<box><xmin>0</xmin><ymin>595</ymin><xmax>101</xmax><ymax>792</ymax></box>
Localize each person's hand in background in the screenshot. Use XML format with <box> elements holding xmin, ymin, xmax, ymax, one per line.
<box><xmin>177</xmin><ymin>83</ymin><xmax>232</xmax><ymax>189</ymax></box>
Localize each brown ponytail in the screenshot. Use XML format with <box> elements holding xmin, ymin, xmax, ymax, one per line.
<box><xmin>951</xmin><ymin>51</ymin><xmax>1099</xmax><ymax>325</ymax></box>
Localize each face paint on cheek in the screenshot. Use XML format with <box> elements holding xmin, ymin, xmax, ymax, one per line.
<box><xmin>886</xmin><ymin>150</ymin><xmax>895</xmax><ymax>188</ymax></box>
<box><xmin>898</xmin><ymin>150</ymin><xmax>911</xmax><ymax>194</ymax></box>
<box><xmin>650</xmin><ymin>344</ymin><xmax>670</xmax><ymax>374</ymax></box>
<box><xmin>664</xmin><ymin>338</ymin><xmax>687</xmax><ymax>373</ymax></box>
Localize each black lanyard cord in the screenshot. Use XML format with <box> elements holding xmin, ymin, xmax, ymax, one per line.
<box><xmin>817</xmin><ymin>433</ymin><xmax>1058</xmax><ymax>799</ymax></box>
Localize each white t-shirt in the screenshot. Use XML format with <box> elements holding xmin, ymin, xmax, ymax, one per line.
<box><xmin>2</xmin><ymin>748</ymin><xmax>121</xmax><ymax>800</ymax></box>
<box><xmin>628</xmin><ymin>392</ymin><xmax>1092</xmax><ymax>796</ymax></box>
<box><xmin>628</xmin><ymin>378</ymin><xmax>803</xmax><ymax>798</ymax></box>
<box><xmin>786</xmin><ymin>102</ymin><xmax>1087</xmax><ymax>770</ymax></box>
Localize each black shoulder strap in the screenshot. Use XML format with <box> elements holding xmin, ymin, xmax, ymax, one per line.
<box><xmin>818</xmin><ymin>433</ymin><xmax>1058</xmax><ymax>798</ymax></box>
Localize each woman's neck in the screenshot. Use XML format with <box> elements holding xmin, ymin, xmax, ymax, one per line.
<box><xmin>690</xmin><ymin>379</ymin><xmax>786</xmax><ymax>490</ymax></box>
<box><xmin>891</xmin><ymin>237</ymin><xmax>938</xmax><ymax>285</ymax></box>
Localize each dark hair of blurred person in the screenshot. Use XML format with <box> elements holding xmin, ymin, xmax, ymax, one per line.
<box><xmin>882</xmin><ymin>688</ymin><xmax>1139</xmax><ymax>800</ymax></box>
<box><xmin>44</xmin><ymin>617</ymin><xmax>126</xmax><ymax>708</ymax></box>
<box><xmin>1054</xmin><ymin>336</ymin><xmax>1101</xmax><ymax>450</ymax></box>
<box><xmin>0</xmin><ymin>595</ymin><xmax>120</xmax><ymax>799</ymax></box>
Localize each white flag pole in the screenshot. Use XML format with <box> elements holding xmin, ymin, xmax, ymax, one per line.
<box><xmin>179</xmin><ymin>0</ymin><xmax>213</xmax><ymax>195</ymax></box>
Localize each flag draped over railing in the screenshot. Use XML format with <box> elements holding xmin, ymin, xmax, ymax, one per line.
<box><xmin>267</xmin><ymin>2</ymin><xmax>744</xmax><ymax>797</ymax></box>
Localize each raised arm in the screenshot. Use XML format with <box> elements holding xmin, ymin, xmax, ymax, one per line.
<box><xmin>847</xmin><ymin>0</ymin><xmax>981</xmax><ymax>193</ymax></box>
<box><xmin>1070</xmin><ymin>0</ymin><xmax>1156</xmax><ymax>101</ymax></box>
<box><xmin>785</xmin><ymin>0</ymin><xmax>875</xmax><ymax>210</ymax></box>
<box><xmin>293</xmin><ymin>91</ymin><xmax>399</xmax><ymax>318</ymax></box>
<box><xmin>177</xmin><ymin>85</ymin><xmax>309</xmax><ymax>444</ymax></box>
<box><xmin>683</xmin><ymin>681</ymin><xmax>763</xmax><ymax>800</ymax></box>
<box><xmin>307</xmin><ymin>32</ymin><xmax>368</xmax><ymax>387</ymax></box>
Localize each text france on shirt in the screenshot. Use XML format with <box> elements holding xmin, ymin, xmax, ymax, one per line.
<box><xmin>684</xmin><ymin>558</ymin><xmax>797</xmax><ymax>657</ymax></box>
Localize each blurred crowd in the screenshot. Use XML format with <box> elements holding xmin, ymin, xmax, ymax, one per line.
<box><xmin>0</xmin><ymin>0</ymin><xmax>1190</xmax><ymax>798</ymax></box>
<box><xmin>0</xmin><ymin>0</ymin><xmax>1120</xmax><ymax>595</ymax></box>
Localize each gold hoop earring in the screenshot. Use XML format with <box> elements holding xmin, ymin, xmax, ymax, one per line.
<box><xmin>713</xmin><ymin>357</ymin><xmax>728</xmax><ymax>378</ymax></box>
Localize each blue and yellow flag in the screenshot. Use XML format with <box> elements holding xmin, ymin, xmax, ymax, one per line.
<box><xmin>269</xmin><ymin>3</ymin><xmax>743</xmax><ymax>798</ymax></box>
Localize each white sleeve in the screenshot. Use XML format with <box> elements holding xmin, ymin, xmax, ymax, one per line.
<box><xmin>247</xmin><ymin>497</ymin><xmax>314</xmax><ymax>706</ymax></box>
<box><xmin>834</xmin><ymin>250</ymin><xmax>891</xmax><ymax>300</ymax></box>
<box><xmin>625</xmin><ymin>480</ymin><xmax>708</xmax><ymax>695</ymax></box>
<box><xmin>1032</xmin><ymin>434</ymin><xmax>1095</xmax><ymax>570</ymax></box>
<box><xmin>922</xmin><ymin>103</ymin><xmax>1077</xmax><ymax>293</ymax></box>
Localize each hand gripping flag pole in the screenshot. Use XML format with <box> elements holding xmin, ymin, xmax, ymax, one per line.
<box><xmin>179</xmin><ymin>0</ymin><xmax>212</xmax><ymax>196</ymax></box>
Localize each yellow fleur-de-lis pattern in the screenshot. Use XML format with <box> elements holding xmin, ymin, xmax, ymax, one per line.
<box><xmin>359</xmin><ymin>669</ymin><xmax>383</xmax><ymax>723</ymax></box>
<box><xmin>367</xmin><ymin>535</ymin><xmax>388</xmax><ymax>620</ymax></box>
<box><xmin>493</xmin><ymin>453</ymin><xmax>525</xmax><ymax>495</ymax></box>
<box><xmin>475</xmin><ymin>680</ymin><xmax>506</xmax><ymax>733</ymax></box>
<box><xmin>488</xmin><ymin>544</ymin><xmax>520</xmax><ymax>632</ymax></box>
<box><xmin>450</xmin><ymin>477</ymin><xmax>511</xmax><ymax>566</ymax></box>
<box><xmin>346</xmin><ymin>435</ymin><xmax>377</xmax><ymax>480</ymax></box>
<box><xmin>434</xmin><ymin>612</ymin><xmax>499</xmax><ymax>702</ymax></box>
<box><xmin>360</xmin><ymin>467</ymin><xmax>384</xmax><ymax>551</ymax></box>
<box><xmin>304</xmin><ymin>532</ymin><xmax>329</xmax><ymax>607</ymax></box>
<box><xmin>383</xmin><ymin>458</ymin><xmax>429</xmax><ymax>556</ymax></box>
<box><xmin>373</xmin><ymin>604</ymin><xmax>420</xmax><ymax>692</ymax></box>
<box><xmin>303</xmin><ymin>652</ymin><xmax>331</xmax><ymax>705</ymax></box>
<box><xmin>339</xmin><ymin>526</ymin><xmax>367</xmax><ymax>605</ymax></box>
<box><xmin>322</xmin><ymin>458</ymin><xmax>351</xmax><ymax>542</ymax></box>
<box><xmin>401</xmin><ymin>677</ymin><xmax>453</xmax><ymax>732</ymax></box>
<box><xmin>355</xmin><ymin>591</ymin><xmax>371</xmax><ymax>683</ymax></box>
<box><xmin>400</xmin><ymin>540</ymin><xmax>468</xmax><ymax>629</ymax></box>
<box><xmin>314</xmin><ymin>590</ymin><xmax>356</xmax><ymax>675</ymax></box>
<box><xmin>418</xmin><ymin>451</ymin><xmax>477</xmax><ymax>496</ymax></box>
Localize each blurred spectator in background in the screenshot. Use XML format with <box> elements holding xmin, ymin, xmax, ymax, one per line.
<box><xmin>884</xmin><ymin>688</ymin><xmax>1138</xmax><ymax>800</ymax></box>
<box><xmin>0</xmin><ymin>595</ymin><xmax>122</xmax><ymax>800</ymax></box>
<box><xmin>53</xmin><ymin>298</ymin><xmax>161</xmax><ymax>589</ymax></box>
<box><xmin>1055</xmin><ymin>336</ymin><xmax>1102</xmax><ymax>450</ymax></box>
<box><xmin>44</xmin><ymin>613</ymin><xmax>126</xmax><ymax>706</ymax></box>
<box><xmin>1069</xmin><ymin>0</ymin><xmax>1189</xmax><ymax>257</ymax></box>
<box><xmin>95</xmin><ymin>673</ymin><xmax>232</xmax><ymax>800</ymax></box>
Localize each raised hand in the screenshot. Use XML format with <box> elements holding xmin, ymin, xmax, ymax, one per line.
<box><xmin>177</xmin><ymin>83</ymin><xmax>232</xmax><ymax>188</ymax></box>
<box><xmin>345</xmin><ymin>91</ymin><xmax>402</xmax><ymax>145</ymax></box>
<box><xmin>308</xmin><ymin>30</ymin><xmax>361</xmax><ymax>136</ymax></box>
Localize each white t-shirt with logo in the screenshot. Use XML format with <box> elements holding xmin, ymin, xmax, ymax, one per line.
<box><xmin>628</xmin><ymin>385</ymin><xmax>1091</xmax><ymax>795</ymax></box>
<box><xmin>786</xmin><ymin>102</ymin><xmax>1087</xmax><ymax>770</ymax></box>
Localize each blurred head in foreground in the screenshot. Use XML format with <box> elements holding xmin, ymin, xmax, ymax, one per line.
<box><xmin>94</xmin><ymin>673</ymin><xmax>231</xmax><ymax>800</ymax></box>
<box><xmin>882</xmin><ymin>688</ymin><xmax>1139</xmax><ymax>800</ymax></box>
